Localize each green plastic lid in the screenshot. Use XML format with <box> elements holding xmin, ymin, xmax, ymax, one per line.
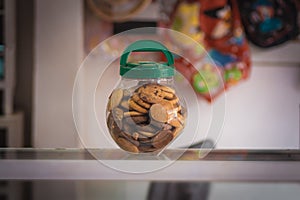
<box><xmin>120</xmin><ymin>40</ymin><xmax>175</xmax><ymax>79</ymax></box>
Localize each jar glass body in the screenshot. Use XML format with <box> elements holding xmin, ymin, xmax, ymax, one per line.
<box><xmin>106</xmin><ymin>77</ymin><xmax>187</xmax><ymax>154</ymax></box>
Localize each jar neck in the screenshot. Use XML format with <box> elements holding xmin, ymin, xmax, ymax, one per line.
<box><xmin>121</xmin><ymin>77</ymin><xmax>174</xmax><ymax>85</ymax></box>
<box><xmin>121</xmin><ymin>76</ymin><xmax>174</xmax><ymax>87</ymax></box>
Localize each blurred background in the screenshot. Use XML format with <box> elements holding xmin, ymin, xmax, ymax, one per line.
<box><xmin>0</xmin><ymin>0</ymin><xmax>300</xmax><ymax>199</ymax></box>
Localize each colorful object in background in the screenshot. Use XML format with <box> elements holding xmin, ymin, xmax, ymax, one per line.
<box><xmin>192</xmin><ymin>64</ymin><xmax>221</xmax><ymax>94</ymax></box>
<box><xmin>238</xmin><ymin>0</ymin><xmax>299</xmax><ymax>48</ymax></box>
<box><xmin>170</xmin><ymin>1</ymin><xmax>204</xmax><ymax>47</ymax></box>
<box><xmin>159</xmin><ymin>0</ymin><xmax>206</xmax><ymax>60</ymax></box>
<box><xmin>254</xmin><ymin>0</ymin><xmax>282</xmax><ymax>33</ymax></box>
<box><xmin>224</xmin><ymin>64</ymin><xmax>243</xmax><ymax>86</ymax></box>
<box><xmin>159</xmin><ymin>0</ymin><xmax>251</xmax><ymax>102</ymax></box>
<box><xmin>171</xmin><ymin>55</ymin><xmax>225</xmax><ymax>102</ymax></box>
<box><xmin>160</xmin><ymin>0</ymin><xmax>220</xmax><ymax>102</ymax></box>
<box><xmin>199</xmin><ymin>0</ymin><xmax>251</xmax><ymax>80</ymax></box>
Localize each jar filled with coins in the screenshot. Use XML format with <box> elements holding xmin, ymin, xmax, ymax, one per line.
<box><xmin>106</xmin><ymin>40</ymin><xmax>187</xmax><ymax>154</ymax></box>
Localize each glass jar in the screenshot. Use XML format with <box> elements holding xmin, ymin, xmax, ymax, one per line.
<box><xmin>106</xmin><ymin>40</ymin><xmax>187</xmax><ymax>154</ymax></box>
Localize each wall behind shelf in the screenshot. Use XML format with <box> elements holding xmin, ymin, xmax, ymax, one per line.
<box><xmin>34</xmin><ymin>0</ymin><xmax>83</xmax><ymax>147</ymax></box>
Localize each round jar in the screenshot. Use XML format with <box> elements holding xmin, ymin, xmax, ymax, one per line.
<box><xmin>106</xmin><ymin>40</ymin><xmax>187</xmax><ymax>153</ymax></box>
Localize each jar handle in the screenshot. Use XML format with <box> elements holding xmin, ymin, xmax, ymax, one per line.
<box><xmin>120</xmin><ymin>40</ymin><xmax>174</xmax><ymax>66</ymax></box>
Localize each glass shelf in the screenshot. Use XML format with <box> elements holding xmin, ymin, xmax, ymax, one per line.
<box><xmin>1</xmin><ymin>148</ymin><xmax>300</xmax><ymax>161</ymax></box>
<box><xmin>1</xmin><ymin>148</ymin><xmax>300</xmax><ymax>181</ymax></box>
